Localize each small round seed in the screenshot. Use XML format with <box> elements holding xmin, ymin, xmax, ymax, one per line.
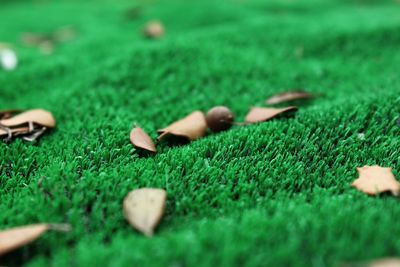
<box><xmin>206</xmin><ymin>106</ymin><xmax>234</xmax><ymax>133</ymax></box>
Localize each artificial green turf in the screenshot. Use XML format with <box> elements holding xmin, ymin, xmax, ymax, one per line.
<box><xmin>1</xmin><ymin>0</ymin><xmax>400</xmax><ymax>266</ymax></box>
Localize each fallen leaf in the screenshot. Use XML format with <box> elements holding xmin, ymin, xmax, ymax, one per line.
<box><xmin>130</xmin><ymin>127</ymin><xmax>157</xmax><ymax>153</ymax></box>
<box><xmin>344</xmin><ymin>258</ymin><xmax>400</xmax><ymax>267</ymax></box>
<box><xmin>0</xmin><ymin>48</ymin><xmax>18</xmax><ymax>71</ymax></box>
<box><xmin>266</xmin><ymin>91</ymin><xmax>313</xmax><ymax>105</ymax></box>
<box><xmin>0</xmin><ymin>223</ymin><xmax>71</xmax><ymax>256</ymax></box>
<box><xmin>0</xmin><ymin>109</ymin><xmax>56</xmax><ymax>128</ymax></box>
<box><xmin>157</xmin><ymin>111</ymin><xmax>207</xmax><ymax>142</ymax></box>
<box><xmin>367</xmin><ymin>258</ymin><xmax>400</xmax><ymax>267</ymax></box>
<box><xmin>351</xmin><ymin>165</ymin><xmax>400</xmax><ymax>196</ymax></box>
<box><xmin>123</xmin><ymin>188</ymin><xmax>167</xmax><ymax>236</ymax></box>
<box><xmin>245</xmin><ymin>106</ymin><xmax>297</xmax><ymax>123</ymax></box>
<box><xmin>143</xmin><ymin>21</ymin><xmax>165</xmax><ymax>39</ymax></box>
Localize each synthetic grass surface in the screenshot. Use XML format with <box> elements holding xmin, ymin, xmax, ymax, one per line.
<box><xmin>1</xmin><ymin>0</ymin><xmax>400</xmax><ymax>266</ymax></box>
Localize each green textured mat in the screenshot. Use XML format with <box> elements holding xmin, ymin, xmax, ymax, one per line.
<box><xmin>1</xmin><ymin>0</ymin><xmax>400</xmax><ymax>266</ymax></box>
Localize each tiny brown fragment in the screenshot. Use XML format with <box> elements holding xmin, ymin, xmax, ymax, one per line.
<box><xmin>123</xmin><ymin>188</ymin><xmax>167</xmax><ymax>236</ymax></box>
<box><xmin>0</xmin><ymin>223</ymin><xmax>71</xmax><ymax>256</ymax></box>
<box><xmin>143</xmin><ymin>21</ymin><xmax>165</xmax><ymax>39</ymax></box>
<box><xmin>206</xmin><ymin>106</ymin><xmax>234</xmax><ymax>133</ymax></box>
<box><xmin>157</xmin><ymin>111</ymin><xmax>207</xmax><ymax>142</ymax></box>
<box><xmin>351</xmin><ymin>165</ymin><xmax>400</xmax><ymax>196</ymax></box>
<box><xmin>0</xmin><ymin>109</ymin><xmax>56</xmax><ymax>128</ymax></box>
<box><xmin>130</xmin><ymin>127</ymin><xmax>157</xmax><ymax>153</ymax></box>
<box><xmin>266</xmin><ymin>91</ymin><xmax>313</xmax><ymax>105</ymax></box>
<box><xmin>245</xmin><ymin>106</ymin><xmax>297</xmax><ymax>124</ymax></box>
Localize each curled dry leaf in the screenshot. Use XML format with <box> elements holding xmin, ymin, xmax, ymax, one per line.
<box><xmin>0</xmin><ymin>223</ymin><xmax>71</xmax><ymax>256</ymax></box>
<box><xmin>130</xmin><ymin>127</ymin><xmax>157</xmax><ymax>153</ymax></box>
<box><xmin>0</xmin><ymin>109</ymin><xmax>56</xmax><ymax>128</ymax></box>
<box><xmin>245</xmin><ymin>106</ymin><xmax>297</xmax><ymax>124</ymax></box>
<box><xmin>123</xmin><ymin>188</ymin><xmax>167</xmax><ymax>236</ymax></box>
<box><xmin>351</xmin><ymin>166</ymin><xmax>400</xmax><ymax>196</ymax></box>
<box><xmin>266</xmin><ymin>91</ymin><xmax>313</xmax><ymax>105</ymax></box>
<box><xmin>157</xmin><ymin>111</ymin><xmax>207</xmax><ymax>142</ymax></box>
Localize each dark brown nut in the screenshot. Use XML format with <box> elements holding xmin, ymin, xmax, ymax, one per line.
<box><xmin>206</xmin><ymin>106</ymin><xmax>234</xmax><ymax>133</ymax></box>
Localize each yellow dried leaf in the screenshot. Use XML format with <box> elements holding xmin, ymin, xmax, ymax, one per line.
<box><xmin>123</xmin><ymin>188</ymin><xmax>167</xmax><ymax>236</ymax></box>
<box><xmin>157</xmin><ymin>111</ymin><xmax>207</xmax><ymax>142</ymax></box>
<box><xmin>351</xmin><ymin>165</ymin><xmax>400</xmax><ymax>196</ymax></box>
<box><xmin>0</xmin><ymin>109</ymin><xmax>56</xmax><ymax>128</ymax></box>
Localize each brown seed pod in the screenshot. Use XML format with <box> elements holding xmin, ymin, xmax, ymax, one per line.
<box><xmin>206</xmin><ymin>106</ymin><xmax>234</xmax><ymax>132</ymax></box>
<box><xmin>143</xmin><ymin>21</ymin><xmax>165</xmax><ymax>39</ymax></box>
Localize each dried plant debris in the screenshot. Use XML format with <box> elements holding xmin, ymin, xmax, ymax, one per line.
<box><xmin>0</xmin><ymin>223</ymin><xmax>71</xmax><ymax>256</ymax></box>
<box><xmin>0</xmin><ymin>109</ymin><xmax>56</xmax><ymax>142</ymax></box>
<box><xmin>22</xmin><ymin>26</ymin><xmax>76</xmax><ymax>54</ymax></box>
<box><xmin>123</xmin><ymin>188</ymin><xmax>167</xmax><ymax>236</ymax></box>
<box><xmin>130</xmin><ymin>127</ymin><xmax>157</xmax><ymax>153</ymax></box>
<box><xmin>343</xmin><ymin>258</ymin><xmax>400</xmax><ymax>267</ymax></box>
<box><xmin>245</xmin><ymin>106</ymin><xmax>297</xmax><ymax>124</ymax></box>
<box><xmin>143</xmin><ymin>21</ymin><xmax>165</xmax><ymax>39</ymax></box>
<box><xmin>157</xmin><ymin>111</ymin><xmax>207</xmax><ymax>142</ymax></box>
<box><xmin>0</xmin><ymin>46</ymin><xmax>18</xmax><ymax>71</ymax></box>
<box><xmin>351</xmin><ymin>166</ymin><xmax>400</xmax><ymax>196</ymax></box>
<box><xmin>266</xmin><ymin>90</ymin><xmax>313</xmax><ymax>105</ymax></box>
<box><xmin>206</xmin><ymin>106</ymin><xmax>234</xmax><ymax>133</ymax></box>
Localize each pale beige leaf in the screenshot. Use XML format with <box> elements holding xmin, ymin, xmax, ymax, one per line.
<box><xmin>157</xmin><ymin>111</ymin><xmax>207</xmax><ymax>141</ymax></box>
<box><xmin>368</xmin><ymin>258</ymin><xmax>400</xmax><ymax>267</ymax></box>
<box><xmin>123</xmin><ymin>188</ymin><xmax>167</xmax><ymax>236</ymax></box>
<box><xmin>0</xmin><ymin>224</ymin><xmax>49</xmax><ymax>256</ymax></box>
<box><xmin>266</xmin><ymin>91</ymin><xmax>312</xmax><ymax>105</ymax></box>
<box><xmin>0</xmin><ymin>223</ymin><xmax>71</xmax><ymax>256</ymax></box>
<box><xmin>351</xmin><ymin>165</ymin><xmax>400</xmax><ymax>196</ymax></box>
<box><xmin>130</xmin><ymin>127</ymin><xmax>157</xmax><ymax>153</ymax></box>
<box><xmin>0</xmin><ymin>109</ymin><xmax>56</xmax><ymax>128</ymax></box>
<box><xmin>245</xmin><ymin>106</ymin><xmax>297</xmax><ymax>123</ymax></box>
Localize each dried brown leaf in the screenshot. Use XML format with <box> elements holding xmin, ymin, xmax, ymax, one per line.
<box><xmin>351</xmin><ymin>165</ymin><xmax>400</xmax><ymax>196</ymax></box>
<box><xmin>123</xmin><ymin>188</ymin><xmax>166</xmax><ymax>236</ymax></box>
<box><xmin>0</xmin><ymin>223</ymin><xmax>71</xmax><ymax>256</ymax></box>
<box><xmin>157</xmin><ymin>111</ymin><xmax>207</xmax><ymax>142</ymax></box>
<box><xmin>245</xmin><ymin>106</ymin><xmax>297</xmax><ymax>124</ymax></box>
<box><xmin>266</xmin><ymin>91</ymin><xmax>313</xmax><ymax>105</ymax></box>
<box><xmin>130</xmin><ymin>127</ymin><xmax>157</xmax><ymax>153</ymax></box>
<box><xmin>0</xmin><ymin>109</ymin><xmax>56</xmax><ymax>128</ymax></box>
